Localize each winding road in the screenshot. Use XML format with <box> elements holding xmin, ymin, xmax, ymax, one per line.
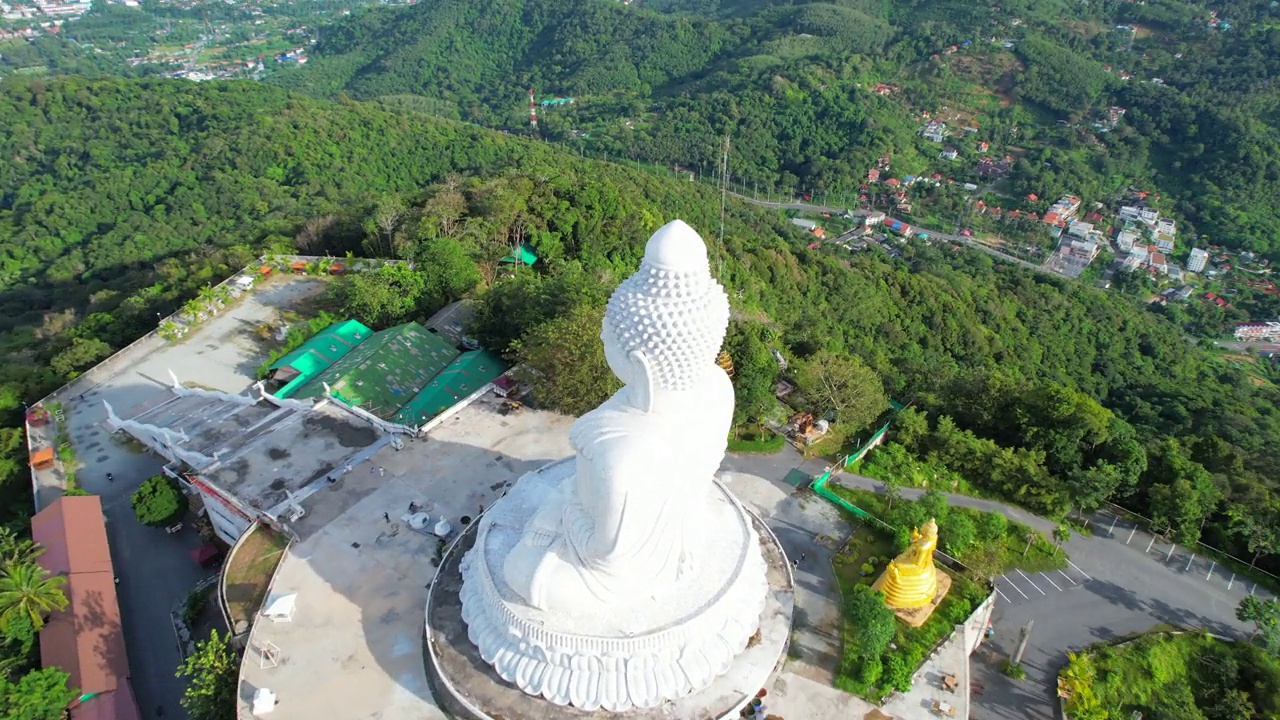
<box><xmin>731</xmin><ymin>192</ymin><xmax>1053</xmax><ymax>274</ymax></box>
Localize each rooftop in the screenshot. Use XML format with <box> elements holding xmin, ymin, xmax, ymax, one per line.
<box><xmin>237</xmin><ymin>396</ymin><xmax>575</xmax><ymax>719</ymax></box>
<box><xmin>129</xmin><ymin>393</ymin><xmax>384</xmax><ymax>516</ymax></box>
<box><xmin>293</xmin><ymin>322</ymin><xmax>461</xmax><ymax>421</ymax></box>
<box><xmin>197</xmin><ymin>403</ymin><xmax>383</xmax><ymax>516</ymax></box>
<box><xmin>31</xmin><ymin>497</ymin><xmax>140</xmax><ymax>720</ymax></box>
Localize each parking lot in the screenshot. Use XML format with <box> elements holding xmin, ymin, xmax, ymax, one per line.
<box><xmin>993</xmin><ymin>561</ymin><xmax>1092</xmax><ymax>605</ymax></box>
<box><xmin>39</xmin><ymin>276</ymin><xmax>327</xmax><ymax>719</ymax></box>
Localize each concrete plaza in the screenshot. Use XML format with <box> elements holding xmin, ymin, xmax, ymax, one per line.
<box><xmin>237</xmin><ymin>397</ymin><xmax>977</xmax><ymax>720</ymax></box>
<box><xmin>35</xmin><ymin>276</ymin><xmax>327</xmax><ymax>719</ymax></box>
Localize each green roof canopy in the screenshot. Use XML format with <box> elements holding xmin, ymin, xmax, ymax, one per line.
<box><xmin>500</xmin><ymin>242</ymin><xmax>538</xmax><ymax>266</ymax></box>
<box><xmin>294</xmin><ymin>322</ymin><xmax>460</xmax><ymax>419</ymax></box>
<box><xmin>270</xmin><ymin>319</ymin><xmax>372</xmax><ymax>398</ymax></box>
<box><xmin>394</xmin><ymin>350</ymin><xmax>508</xmax><ymax>426</ymax></box>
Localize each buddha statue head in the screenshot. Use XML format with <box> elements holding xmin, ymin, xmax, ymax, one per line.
<box><xmin>603</xmin><ymin>220</ymin><xmax>730</xmax><ymax>412</ymax></box>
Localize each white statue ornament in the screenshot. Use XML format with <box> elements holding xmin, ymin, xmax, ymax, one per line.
<box><xmin>458</xmin><ymin>220</ymin><xmax>770</xmax><ymax>712</ymax></box>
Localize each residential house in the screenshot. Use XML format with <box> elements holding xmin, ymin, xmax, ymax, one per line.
<box><xmin>977</xmin><ymin>141</ymin><xmax>990</xmax><ymax>153</ymax></box>
<box><xmin>922</xmin><ymin>121</ymin><xmax>947</xmax><ymax>143</ymax></box>
<box><xmin>940</xmin><ymin>146</ymin><xmax>959</xmax><ymax>160</ymax></box>
<box><xmin>1043</xmin><ymin>195</ymin><xmax>1082</xmax><ymax>225</ymax></box>
<box><xmin>790</xmin><ymin>218</ymin><xmax>818</xmax><ymax>231</ymax></box>
<box><xmin>1148</xmin><ymin>250</ymin><xmax>1168</xmax><ymax>275</ymax></box>
<box><xmin>867</xmin><ymin>168</ymin><xmax>881</xmax><ymax>183</ymax></box>
<box><xmin>864</xmin><ymin>211</ymin><xmax>886</xmax><ymax>227</ymax></box>
<box><xmin>1116</xmin><ymin>230</ymin><xmax>1139</xmax><ymax>253</ymax></box>
<box><xmin>1187</xmin><ymin>247</ymin><xmax>1209</xmax><ymax>273</ymax></box>
<box><xmin>1167</xmin><ymin>265</ymin><xmax>1184</xmax><ymax>282</ymax></box>
<box><xmin>1067</xmin><ymin>220</ymin><xmax>1094</xmax><ymax>239</ymax></box>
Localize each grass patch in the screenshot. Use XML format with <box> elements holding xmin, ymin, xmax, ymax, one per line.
<box><xmin>833</xmin><ymin>541</ymin><xmax>990</xmax><ymax>702</ymax></box>
<box><xmin>830</xmin><ymin>485</ymin><xmax>1066</xmax><ymax>575</ymax></box>
<box><xmin>727</xmin><ymin>426</ymin><xmax>785</xmax><ymax>454</ymax></box>
<box><xmin>222</xmin><ymin>524</ymin><xmax>289</xmax><ymax>632</ymax></box>
<box><xmin>1061</xmin><ymin>632</ymin><xmax>1280</xmax><ymax>719</ymax></box>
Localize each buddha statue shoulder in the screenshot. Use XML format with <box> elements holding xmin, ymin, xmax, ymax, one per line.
<box><xmin>503</xmin><ymin>219</ymin><xmax>734</xmax><ymax>612</ymax></box>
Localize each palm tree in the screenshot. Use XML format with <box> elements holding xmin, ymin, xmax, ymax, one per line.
<box><xmin>1023</xmin><ymin>529</ymin><xmax>1038</xmax><ymax>557</ymax></box>
<box><xmin>0</xmin><ymin>562</ymin><xmax>68</xmax><ymax>632</ymax></box>
<box><xmin>1053</xmin><ymin>524</ymin><xmax>1071</xmax><ymax>556</ymax></box>
<box><xmin>0</xmin><ymin>529</ymin><xmax>41</xmax><ymax>566</ymax></box>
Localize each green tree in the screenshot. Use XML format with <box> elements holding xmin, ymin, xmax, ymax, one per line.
<box><xmin>513</xmin><ymin>305</ymin><xmax>621</xmax><ymax>416</ymax></box>
<box><xmin>795</xmin><ymin>351</ymin><xmax>888</xmax><ymax>431</ymax></box>
<box><xmin>724</xmin><ymin>322</ymin><xmax>777</xmax><ymax>427</ymax></box>
<box><xmin>939</xmin><ymin>513</ymin><xmax>977</xmax><ymax>558</ymax></box>
<box><xmin>1236</xmin><ymin>596</ymin><xmax>1280</xmax><ymax>654</ymax></box>
<box><xmin>0</xmin><ymin>530</ymin><xmax>41</xmax><ymax>567</ymax></box>
<box><xmin>48</xmin><ymin>337</ymin><xmax>112</xmax><ymax>379</ymax></box>
<box><xmin>1146</xmin><ymin>440</ymin><xmax>1223</xmax><ymax>545</ymax></box>
<box><xmin>1052</xmin><ymin>524</ymin><xmax>1071</xmax><ymax>556</ymax></box>
<box><xmin>0</xmin><ymin>563</ymin><xmax>67</xmax><ymax>634</ymax></box>
<box><xmin>975</xmin><ymin>511</ymin><xmax>1008</xmax><ymax>542</ymax></box>
<box><xmin>130</xmin><ymin>474</ymin><xmax>186</xmax><ymax>527</ymax></box>
<box><xmin>841</xmin><ymin>585</ymin><xmax>895</xmax><ymax>667</ymax></box>
<box><xmin>177</xmin><ymin>630</ymin><xmax>240</xmax><ymax>720</ymax></box>
<box><xmin>0</xmin><ymin>667</ymin><xmax>76</xmax><ymax>720</ymax></box>
<box><xmin>415</xmin><ymin>237</ymin><xmax>481</xmax><ymax>313</ymax></box>
<box><xmin>331</xmin><ymin>263</ymin><xmax>427</xmax><ymax>329</ymax></box>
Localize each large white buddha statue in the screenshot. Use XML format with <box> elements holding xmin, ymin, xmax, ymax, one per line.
<box><xmin>458</xmin><ymin>220</ymin><xmax>770</xmax><ymax>712</ymax></box>
<box><xmin>502</xmin><ymin>219</ymin><xmax>735</xmax><ymax>610</ymax></box>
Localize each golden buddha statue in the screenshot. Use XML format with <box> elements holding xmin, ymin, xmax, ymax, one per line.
<box><xmin>873</xmin><ymin>519</ymin><xmax>941</xmax><ymax>609</ymax></box>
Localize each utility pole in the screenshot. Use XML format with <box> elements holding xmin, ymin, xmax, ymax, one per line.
<box><xmin>717</xmin><ymin>135</ymin><xmax>730</xmax><ymax>279</ymax></box>
<box><xmin>1012</xmin><ymin>619</ymin><xmax>1034</xmax><ymax>665</ymax></box>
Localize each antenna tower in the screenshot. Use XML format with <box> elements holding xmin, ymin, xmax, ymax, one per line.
<box><xmin>529</xmin><ymin>88</ymin><xmax>538</xmax><ymax>129</ymax></box>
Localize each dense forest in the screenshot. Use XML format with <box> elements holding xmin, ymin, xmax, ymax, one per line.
<box><xmin>2</xmin><ymin>0</ymin><xmax>1280</xmax><ymax>702</ymax></box>
<box><xmin>5</xmin><ymin>74</ymin><xmax>1275</xmax><ymax>576</ymax></box>
<box><xmin>270</xmin><ymin>0</ymin><xmax>1280</xmax><ymax>254</ymax></box>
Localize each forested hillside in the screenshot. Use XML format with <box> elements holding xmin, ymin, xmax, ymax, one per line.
<box><xmin>272</xmin><ymin>0</ymin><xmax>1280</xmax><ymax>254</ymax></box>
<box><xmin>1</xmin><ymin>76</ymin><xmax>1277</xmax><ymax>585</ymax></box>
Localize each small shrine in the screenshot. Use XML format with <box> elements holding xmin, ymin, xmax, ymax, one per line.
<box><xmin>872</xmin><ymin>519</ymin><xmax>952</xmax><ymax>627</ymax></box>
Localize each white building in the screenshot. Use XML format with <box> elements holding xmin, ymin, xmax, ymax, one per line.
<box><xmin>1234</xmin><ymin>322</ymin><xmax>1280</xmax><ymax>342</ymax></box>
<box><xmin>1188</xmin><ymin>247</ymin><xmax>1209</xmax><ymax>273</ymax></box>
<box><xmin>790</xmin><ymin>218</ymin><xmax>818</xmax><ymax>231</ymax></box>
<box><xmin>1067</xmin><ymin>220</ymin><xmax>1094</xmax><ymax>239</ymax></box>
<box><xmin>1116</xmin><ymin>230</ymin><xmax>1139</xmax><ymax>252</ymax></box>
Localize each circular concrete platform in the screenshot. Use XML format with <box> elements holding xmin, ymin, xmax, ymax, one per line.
<box><xmin>423</xmin><ymin>504</ymin><xmax>794</xmax><ymax>720</ymax></box>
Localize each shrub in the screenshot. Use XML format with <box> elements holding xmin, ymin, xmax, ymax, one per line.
<box><xmin>860</xmin><ymin>562</ymin><xmax>875</xmax><ymax>576</ymax></box>
<box><xmin>131</xmin><ymin>475</ymin><xmax>186</xmax><ymax>527</ymax></box>
<box><xmin>975</xmin><ymin>511</ymin><xmax>1008</xmax><ymax>541</ymax></box>
<box><xmin>1002</xmin><ymin>660</ymin><xmax>1027</xmax><ymax>680</ymax></box>
<box><xmin>883</xmin><ymin>653</ymin><xmax>912</xmax><ymax>691</ymax></box>
<box><xmin>940</xmin><ymin>513</ymin><xmax>977</xmax><ymax>557</ymax></box>
<box><xmin>182</xmin><ymin>588</ymin><xmax>209</xmax><ymax>626</ymax></box>
<box><xmin>857</xmin><ymin>655</ymin><xmax>883</xmax><ymax>685</ymax></box>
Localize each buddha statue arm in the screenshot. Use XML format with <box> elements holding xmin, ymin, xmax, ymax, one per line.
<box><xmin>563</xmin><ymin>452</ymin><xmax>631</xmax><ymax>563</ymax></box>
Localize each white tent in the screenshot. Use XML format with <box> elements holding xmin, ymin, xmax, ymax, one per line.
<box><xmin>261</xmin><ymin>592</ymin><xmax>297</xmax><ymax>623</ymax></box>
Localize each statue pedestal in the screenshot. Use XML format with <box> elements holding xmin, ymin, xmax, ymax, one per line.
<box><xmin>887</xmin><ymin>572</ymin><xmax>952</xmax><ymax>629</ymax></box>
<box><xmin>423</xmin><ymin>461</ymin><xmax>794</xmax><ymax>719</ymax></box>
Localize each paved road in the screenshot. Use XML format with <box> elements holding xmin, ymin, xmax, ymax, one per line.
<box><xmin>37</xmin><ymin>278</ymin><xmax>324</xmax><ymax>719</ymax></box>
<box><xmin>831</xmin><ymin>473</ymin><xmax>1257</xmax><ymax>720</ymax></box>
<box><xmin>731</xmin><ymin>191</ymin><xmax>1053</xmax><ymax>274</ymax></box>
<box><xmin>1213</xmin><ymin>340</ymin><xmax>1280</xmax><ymax>353</ymax></box>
